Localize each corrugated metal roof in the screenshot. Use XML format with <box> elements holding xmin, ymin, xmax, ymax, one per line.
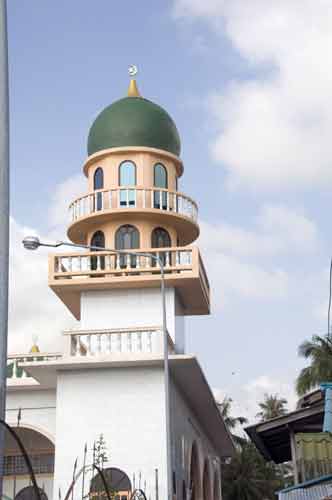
<box><xmin>296</xmin><ymin>433</ymin><xmax>332</xmax><ymax>461</ymax></box>
<box><xmin>279</xmin><ymin>482</ymin><xmax>332</xmax><ymax>499</ymax></box>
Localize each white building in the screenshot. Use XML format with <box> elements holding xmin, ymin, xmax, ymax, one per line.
<box><xmin>4</xmin><ymin>77</ymin><xmax>235</xmax><ymax>500</ymax></box>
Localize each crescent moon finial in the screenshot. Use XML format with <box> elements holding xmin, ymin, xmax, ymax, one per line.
<box><xmin>128</xmin><ymin>65</ymin><xmax>138</xmax><ymax>77</ymax></box>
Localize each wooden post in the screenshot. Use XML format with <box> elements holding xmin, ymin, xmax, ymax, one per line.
<box><xmin>289</xmin><ymin>427</ymin><xmax>299</xmax><ymax>484</ymax></box>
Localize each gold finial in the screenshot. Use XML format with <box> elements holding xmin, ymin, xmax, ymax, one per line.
<box><xmin>30</xmin><ymin>334</ymin><xmax>40</xmax><ymax>353</ymax></box>
<box><xmin>127</xmin><ymin>65</ymin><xmax>141</xmax><ymax>97</ymax></box>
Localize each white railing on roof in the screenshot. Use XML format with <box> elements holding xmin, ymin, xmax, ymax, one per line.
<box><xmin>69</xmin><ymin>187</ymin><xmax>198</xmax><ymax>223</ymax></box>
<box><xmin>7</xmin><ymin>353</ymin><xmax>61</xmax><ymax>380</ymax></box>
<box><xmin>52</xmin><ymin>246</ymin><xmax>194</xmax><ymax>279</ymax></box>
<box><xmin>64</xmin><ymin>327</ymin><xmax>175</xmax><ymax>357</ymax></box>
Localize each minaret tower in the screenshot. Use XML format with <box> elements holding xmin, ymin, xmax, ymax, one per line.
<box><xmin>47</xmin><ymin>73</ymin><xmax>212</xmax><ymax>498</ymax></box>
<box><xmin>49</xmin><ymin>73</ymin><xmax>210</xmax><ymax>352</ymax></box>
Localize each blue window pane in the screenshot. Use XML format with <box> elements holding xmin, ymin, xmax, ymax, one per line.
<box><xmin>154</xmin><ymin>163</ymin><xmax>167</xmax><ymax>188</ymax></box>
<box><xmin>94</xmin><ymin>168</ymin><xmax>104</xmax><ymax>190</ymax></box>
<box><xmin>119</xmin><ymin>161</ymin><xmax>136</xmax><ymax>186</ymax></box>
<box><xmin>154</xmin><ymin>164</ymin><xmax>168</xmax><ymax>209</ymax></box>
<box><xmin>90</xmin><ymin>231</ymin><xmax>105</xmax><ymax>270</ymax></box>
<box><xmin>120</xmin><ymin>189</ymin><xmax>136</xmax><ymax>207</ymax></box>
<box><xmin>115</xmin><ymin>225</ymin><xmax>139</xmax><ymax>268</ymax></box>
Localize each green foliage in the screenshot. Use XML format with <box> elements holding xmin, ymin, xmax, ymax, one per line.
<box><xmin>217</xmin><ymin>396</ymin><xmax>248</xmax><ymax>431</ymax></box>
<box><xmin>256</xmin><ymin>394</ymin><xmax>288</xmax><ymax>422</ymax></box>
<box><xmin>95</xmin><ymin>434</ymin><xmax>109</xmax><ymax>469</ymax></box>
<box><xmin>296</xmin><ymin>334</ymin><xmax>332</xmax><ymax>395</ymax></box>
<box><xmin>222</xmin><ymin>441</ymin><xmax>285</xmax><ymax>500</ymax></box>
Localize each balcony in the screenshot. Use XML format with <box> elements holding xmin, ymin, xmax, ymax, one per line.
<box><xmin>67</xmin><ymin>187</ymin><xmax>199</xmax><ymax>245</ymax></box>
<box><xmin>49</xmin><ymin>246</ymin><xmax>210</xmax><ymax>319</ymax></box>
<box><xmin>63</xmin><ymin>326</ymin><xmax>175</xmax><ymax>358</ymax></box>
<box><xmin>7</xmin><ymin>353</ymin><xmax>61</xmax><ymax>387</ymax></box>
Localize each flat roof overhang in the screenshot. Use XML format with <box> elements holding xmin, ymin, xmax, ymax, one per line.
<box><xmin>22</xmin><ymin>354</ymin><xmax>235</xmax><ymax>459</ymax></box>
<box><xmin>245</xmin><ymin>403</ymin><xmax>325</xmax><ymax>463</ymax></box>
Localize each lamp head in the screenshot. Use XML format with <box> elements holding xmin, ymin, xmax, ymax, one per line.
<box><xmin>22</xmin><ymin>235</ymin><xmax>41</xmax><ymax>250</ymax></box>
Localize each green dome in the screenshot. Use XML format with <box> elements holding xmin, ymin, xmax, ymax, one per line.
<box><xmin>87</xmin><ymin>96</ymin><xmax>181</xmax><ymax>157</ymax></box>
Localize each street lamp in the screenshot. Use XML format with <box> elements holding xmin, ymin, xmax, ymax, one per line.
<box><xmin>22</xmin><ymin>236</ymin><xmax>173</xmax><ymax>500</ymax></box>
<box><xmin>0</xmin><ymin>0</ymin><xmax>9</xmax><ymax>497</ymax></box>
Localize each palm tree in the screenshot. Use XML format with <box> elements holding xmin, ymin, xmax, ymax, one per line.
<box><xmin>296</xmin><ymin>334</ymin><xmax>332</xmax><ymax>395</ymax></box>
<box><xmin>222</xmin><ymin>441</ymin><xmax>284</xmax><ymax>500</ymax></box>
<box><xmin>217</xmin><ymin>396</ymin><xmax>248</xmax><ymax>431</ymax></box>
<box><xmin>257</xmin><ymin>394</ymin><xmax>288</xmax><ymax>421</ymax></box>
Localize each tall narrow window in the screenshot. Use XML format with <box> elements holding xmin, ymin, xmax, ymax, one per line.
<box><xmin>94</xmin><ymin>168</ymin><xmax>104</xmax><ymax>211</ymax></box>
<box><xmin>154</xmin><ymin>163</ymin><xmax>168</xmax><ymax>209</ymax></box>
<box><xmin>94</xmin><ymin>168</ymin><xmax>104</xmax><ymax>190</ymax></box>
<box><xmin>119</xmin><ymin>161</ymin><xmax>136</xmax><ymax>207</ymax></box>
<box><xmin>151</xmin><ymin>227</ymin><xmax>171</xmax><ymax>266</ymax></box>
<box><xmin>115</xmin><ymin>225</ymin><xmax>140</xmax><ymax>268</ymax></box>
<box><xmin>90</xmin><ymin>230</ymin><xmax>105</xmax><ymax>270</ymax></box>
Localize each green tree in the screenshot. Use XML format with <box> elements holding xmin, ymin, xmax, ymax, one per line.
<box><xmin>257</xmin><ymin>394</ymin><xmax>288</xmax><ymax>421</ymax></box>
<box><xmin>222</xmin><ymin>441</ymin><xmax>284</xmax><ymax>500</ymax></box>
<box><xmin>217</xmin><ymin>396</ymin><xmax>248</xmax><ymax>431</ymax></box>
<box><xmin>296</xmin><ymin>334</ymin><xmax>332</xmax><ymax>395</ymax></box>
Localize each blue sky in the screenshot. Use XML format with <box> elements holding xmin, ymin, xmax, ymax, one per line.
<box><xmin>8</xmin><ymin>0</ymin><xmax>332</xmax><ymax>420</ymax></box>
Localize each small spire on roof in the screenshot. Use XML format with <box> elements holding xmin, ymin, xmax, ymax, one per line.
<box><xmin>30</xmin><ymin>334</ymin><xmax>40</xmax><ymax>353</ymax></box>
<box><xmin>127</xmin><ymin>64</ymin><xmax>141</xmax><ymax>97</ymax></box>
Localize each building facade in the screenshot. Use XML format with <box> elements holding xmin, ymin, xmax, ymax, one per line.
<box><xmin>4</xmin><ymin>78</ymin><xmax>235</xmax><ymax>500</ymax></box>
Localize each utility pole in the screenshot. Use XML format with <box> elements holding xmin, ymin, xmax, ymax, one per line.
<box><xmin>0</xmin><ymin>0</ymin><xmax>9</xmax><ymax>496</ymax></box>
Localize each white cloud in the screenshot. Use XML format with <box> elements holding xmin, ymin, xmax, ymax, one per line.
<box><xmin>49</xmin><ymin>173</ymin><xmax>85</xmax><ymax>230</ymax></box>
<box><xmin>243</xmin><ymin>375</ymin><xmax>297</xmax><ymax>423</ymax></box>
<box><xmin>174</xmin><ymin>0</ymin><xmax>332</xmax><ymax>190</ymax></box>
<box><xmin>200</xmin><ymin>204</ymin><xmax>318</xmax><ymax>258</ymax></box>
<box><xmin>198</xmin><ymin>204</ymin><xmax>319</xmax><ymax>304</ymax></box>
<box><xmin>206</xmin><ymin>251</ymin><xmax>289</xmax><ymax>302</ymax></box>
<box><xmin>9</xmin><ymin>218</ymin><xmax>77</xmax><ymax>354</ymax></box>
<box><xmin>214</xmin><ymin>375</ymin><xmax>297</xmax><ymax>426</ymax></box>
<box><xmin>8</xmin><ymin>174</ymin><xmax>85</xmax><ymax>354</ymax></box>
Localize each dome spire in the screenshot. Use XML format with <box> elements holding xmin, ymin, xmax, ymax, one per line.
<box><xmin>127</xmin><ymin>65</ymin><xmax>141</xmax><ymax>97</ymax></box>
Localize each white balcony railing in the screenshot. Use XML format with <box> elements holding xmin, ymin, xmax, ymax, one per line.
<box><xmin>69</xmin><ymin>187</ymin><xmax>198</xmax><ymax>223</ymax></box>
<box><xmin>64</xmin><ymin>327</ymin><xmax>175</xmax><ymax>357</ymax></box>
<box><xmin>7</xmin><ymin>353</ymin><xmax>61</xmax><ymax>380</ymax></box>
<box><xmin>52</xmin><ymin>247</ymin><xmax>194</xmax><ymax>278</ymax></box>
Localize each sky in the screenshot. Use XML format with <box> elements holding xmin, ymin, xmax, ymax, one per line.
<box><xmin>7</xmin><ymin>0</ymin><xmax>332</xmax><ymax>422</ymax></box>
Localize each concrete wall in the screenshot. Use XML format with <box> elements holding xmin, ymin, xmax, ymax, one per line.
<box><xmin>80</xmin><ymin>287</ymin><xmax>186</xmax><ymax>351</ymax></box>
<box><xmin>170</xmin><ymin>380</ymin><xmax>222</xmax><ymax>499</ymax></box>
<box><xmin>53</xmin><ymin>365</ymin><xmax>168</xmax><ymax>499</ymax></box>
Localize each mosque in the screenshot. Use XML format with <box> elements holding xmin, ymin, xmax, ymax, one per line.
<box><xmin>4</xmin><ymin>74</ymin><xmax>235</xmax><ymax>500</ymax></box>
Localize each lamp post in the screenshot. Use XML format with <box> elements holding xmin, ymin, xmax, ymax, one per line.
<box><xmin>22</xmin><ymin>236</ymin><xmax>173</xmax><ymax>500</ymax></box>
<box><xmin>0</xmin><ymin>0</ymin><xmax>9</xmax><ymax>497</ymax></box>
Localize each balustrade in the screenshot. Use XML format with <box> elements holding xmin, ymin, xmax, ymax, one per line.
<box><xmin>69</xmin><ymin>187</ymin><xmax>198</xmax><ymax>223</ymax></box>
<box><xmin>7</xmin><ymin>354</ymin><xmax>61</xmax><ymax>380</ymax></box>
<box><xmin>53</xmin><ymin>247</ymin><xmax>193</xmax><ymax>278</ymax></box>
<box><xmin>65</xmin><ymin>327</ymin><xmax>174</xmax><ymax>357</ymax></box>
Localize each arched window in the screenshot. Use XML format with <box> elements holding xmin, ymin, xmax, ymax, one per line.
<box><xmin>154</xmin><ymin>163</ymin><xmax>168</xmax><ymax>188</ymax></box>
<box><xmin>15</xmin><ymin>487</ymin><xmax>48</xmax><ymax>500</ymax></box>
<box><xmin>154</xmin><ymin>163</ymin><xmax>168</xmax><ymax>209</ymax></box>
<box><xmin>203</xmin><ymin>460</ymin><xmax>213</xmax><ymax>500</ymax></box>
<box><xmin>94</xmin><ymin>167</ymin><xmax>104</xmax><ymax>190</ymax></box>
<box><xmin>90</xmin><ymin>231</ymin><xmax>105</xmax><ymax>271</ymax></box>
<box><xmin>91</xmin><ymin>231</ymin><xmax>105</xmax><ymax>248</ymax></box>
<box><xmin>90</xmin><ymin>467</ymin><xmax>132</xmax><ymax>499</ymax></box>
<box><xmin>182</xmin><ymin>481</ymin><xmax>187</xmax><ymax>500</ymax></box>
<box><xmin>119</xmin><ymin>161</ymin><xmax>136</xmax><ymax>207</ymax></box>
<box><xmin>151</xmin><ymin>228</ymin><xmax>171</xmax><ymax>267</ymax></box>
<box><xmin>152</xmin><ymin>228</ymin><xmax>171</xmax><ymax>248</ymax></box>
<box><xmin>115</xmin><ymin>225</ymin><xmax>140</xmax><ymax>268</ymax></box>
<box><xmin>190</xmin><ymin>442</ymin><xmax>202</xmax><ymax>500</ymax></box>
<box><xmin>93</xmin><ymin>168</ymin><xmax>104</xmax><ymax>212</ymax></box>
